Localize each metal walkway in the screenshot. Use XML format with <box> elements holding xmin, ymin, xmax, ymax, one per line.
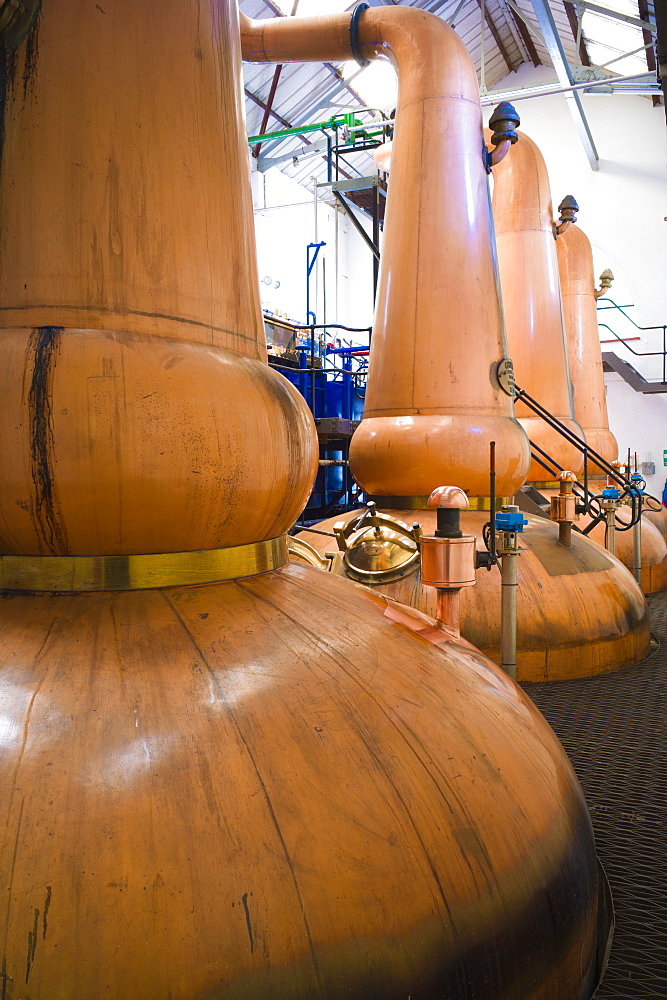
<box><xmin>602</xmin><ymin>352</ymin><xmax>667</xmax><ymax>394</ymax></box>
<box><xmin>523</xmin><ymin>593</ymin><xmax>667</xmax><ymax>999</ymax></box>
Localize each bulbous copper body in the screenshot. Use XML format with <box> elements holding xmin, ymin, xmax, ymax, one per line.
<box><xmin>0</xmin><ymin>3</ymin><xmax>603</xmax><ymax>997</ymax></box>
<box><xmin>588</xmin><ymin>516</ymin><xmax>667</xmax><ymax>593</ymax></box>
<box><xmin>540</xmin><ymin>487</ymin><xmax>667</xmax><ymax>596</ymax></box>
<box><xmin>644</xmin><ymin>504</ymin><xmax>667</xmax><ymax>540</ymax></box>
<box><xmin>0</xmin><ymin>565</ymin><xmax>600</xmax><ymax>999</ymax></box>
<box><xmin>300</xmin><ymin>510</ymin><xmax>650</xmax><ymax>681</ymax></box>
<box><xmin>0</xmin><ymin>328</ymin><xmax>316</xmax><ymax>555</ymax></box>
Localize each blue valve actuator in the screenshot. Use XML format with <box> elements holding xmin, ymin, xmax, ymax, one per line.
<box><xmin>630</xmin><ymin>473</ymin><xmax>645</xmax><ymax>495</ymax></box>
<box><xmin>495</xmin><ymin>507</ymin><xmax>528</xmax><ymax>533</ymax></box>
<box><xmin>602</xmin><ymin>487</ymin><xmax>621</xmax><ymax>499</ymax></box>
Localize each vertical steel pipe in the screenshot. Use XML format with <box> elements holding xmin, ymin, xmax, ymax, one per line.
<box><xmin>500</xmin><ymin>534</ymin><xmax>520</xmax><ymax>680</ymax></box>
<box><xmin>607</xmin><ymin>507</ymin><xmax>617</xmax><ymax>555</ymax></box>
<box><xmin>634</xmin><ymin>499</ymin><xmax>643</xmax><ymax>584</ymax></box>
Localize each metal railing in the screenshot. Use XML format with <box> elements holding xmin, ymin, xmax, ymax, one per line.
<box><xmin>513</xmin><ymin>383</ymin><xmax>661</xmax><ymax>533</ymax></box>
<box><xmin>265</xmin><ymin>318</ymin><xmax>371</xmax><ymax>411</ymax></box>
<box><xmin>598</xmin><ymin>298</ymin><xmax>667</xmax><ymax>384</ymax></box>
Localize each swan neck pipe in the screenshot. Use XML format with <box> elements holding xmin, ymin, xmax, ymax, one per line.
<box><xmin>241</xmin><ymin>8</ymin><xmax>530</xmax><ymax>498</ymax></box>
<box><xmin>488</xmin><ymin>137</ymin><xmax>512</xmax><ymax>167</ymax></box>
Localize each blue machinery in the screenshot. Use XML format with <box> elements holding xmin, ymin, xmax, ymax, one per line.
<box><xmin>264</xmin><ymin>315</ymin><xmax>370</xmax><ymax>519</ymax></box>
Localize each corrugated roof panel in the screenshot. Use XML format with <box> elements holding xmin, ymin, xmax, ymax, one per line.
<box><xmin>238</xmin><ymin>0</ymin><xmax>660</xmax><ymax>192</ymax></box>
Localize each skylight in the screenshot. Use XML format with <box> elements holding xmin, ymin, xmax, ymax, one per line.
<box><xmin>342</xmin><ymin>59</ymin><xmax>398</xmax><ymax>114</ymax></box>
<box><xmin>582</xmin><ymin>0</ymin><xmax>654</xmax><ymax>78</ymax></box>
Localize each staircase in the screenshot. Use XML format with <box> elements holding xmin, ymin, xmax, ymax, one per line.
<box><xmin>515</xmin><ymin>484</ymin><xmax>551</xmax><ymax>519</ymax></box>
<box><xmin>602</xmin><ymin>352</ymin><xmax>667</xmax><ymax>393</ymax></box>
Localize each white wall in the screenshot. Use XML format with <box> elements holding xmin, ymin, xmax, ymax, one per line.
<box><xmin>250</xmin><ymin>159</ymin><xmax>375</xmax><ymax>346</ymax></box>
<box><xmin>605</xmin><ymin>373</ymin><xmax>667</xmax><ymax>498</ymax></box>
<box><xmin>488</xmin><ymin>64</ymin><xmax>667</xmax><ymax>332</ymax></box>
<box><xmin>488</xmin><ymin>64</ymin><xmax>667</xmax><ymax>482</ymax></box>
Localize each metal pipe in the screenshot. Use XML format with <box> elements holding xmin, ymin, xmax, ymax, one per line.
<box><xmin>515</xmin><ymin>384</ymin><xmax>626</xmax><ymax>489</ymax></box>
<box><xmin>630</xmin><ymin>474</ymin><xmax>644</xmax><ymax>584</ymax></box>
<box><xmin>437</xmin><ymin>589</ymin><xmax>461</xmax><ymax>632</ymax></box>
<box><xmin>310</xmin><ymin>324</ymin><xmax>316</xmax><ymax>414</ymax></box>
<box><xmin>479</xmin><ymin>71</ymin><xmax>657</xmax><ymax>105</ymax></box>
<box><xmin>293</xmin><ymin>524</ymin><xmax>337</xmax><ymax>537</ymax></box>
<box><xmin>489</xmin><ymin>440</ymin><xmax>496</xmax><ymax>560</ymax></box>
<box><xmin>559</xmin><ymin>521</ymin><xmax>572</xmax><ymax>545</ymax></box>
<box><xmin>499</xmin><ymin>532</ymin><xmax>519</xmax><ymax>681</ymax></box>
<box><xmin>633</xmin><ymin>504</ymin><xmax>642</xmax><ymax>584</ymax></box>
<box><xmin>606</xmin><ymin>506</ymin><xmax>617</xmax><ymax>555</ymax></box>
<box><xmin>494</xmin><ymin>505</ymin><xmax>526</xmax><ymax>680</ymax></box>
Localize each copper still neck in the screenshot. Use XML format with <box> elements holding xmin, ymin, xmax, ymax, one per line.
<box><xmin>491</xmin><ymin>131</ymin><xmax>586</xmax><ymax>481</ymax></box>
<box><xmin>242</xmin><ymin>7</ymin><xmax>531</xmax><ymax>500</ymax></box>
<box><xmin>556</xmin><ymin>224</ymin><xmax>619</xmax><ymax>468</ymax></box>
<box><xmin>0</xmin><ymin>0</ymin><xmax>318</xmax><ymax>561</ymax></box>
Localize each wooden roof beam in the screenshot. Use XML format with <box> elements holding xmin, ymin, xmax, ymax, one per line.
<box><xmin>477</xmin><ymin>0</ymin><xmax>519</xmax><ymax>73</ymax></box>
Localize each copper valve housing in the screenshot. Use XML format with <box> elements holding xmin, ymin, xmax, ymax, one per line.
<box><xmin>420</xmin><ymin>487</ymin><xmax>477</xmax><ymax>588</ymax></box>
<box><xmin>550</xmin><ymin>472</ymin><xmax>580</xmax><ymax>523</ymax></box>
<box><xmin>420</xmin><ymin>535</ymin><xmax>477</xmax><ymax>589</ymax></box>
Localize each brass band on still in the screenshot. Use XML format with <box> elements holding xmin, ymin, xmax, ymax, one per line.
<box><xmin>0</xmin><ymin>2</ymin><xmax>650</xmax><ymax>999</ymax></box>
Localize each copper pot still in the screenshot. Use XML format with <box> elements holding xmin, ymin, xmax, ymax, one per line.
<box><xmin>302</xmin><ymin>80</ymin><xmax>649</xmax><ymax>674</ymax></box>
<box><xmin>556</xmin><ymin>222</ymin><xmax>667</xmax><ymax>588</ymax></box>
<box><xmin>0</xmin><ymin>2</ymin><xmax>604</xmax><ymax>998</ymax></box>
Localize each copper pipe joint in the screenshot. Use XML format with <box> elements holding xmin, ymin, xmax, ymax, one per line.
<box><xmin>436</xmin><ymin>590</ymin><xmax>461</xmax><ymax>635</ymax></box>
<box><xmin>559</xmin><ymin>521</ymin><xmax>572</xmax><ymax>546</ymax></box>
<box><xmin>487</xmin><ymin>138</ymin><xmax>512</xmax><ymax>167</ymax></box>
<box><xmin>594</xmin><ymin>268</ymin><xmax>614</xmax><ymax>300</ymax></box>
<box><xmin>421</xmin><ymin>486</ymin><xmax>476</xmax><ymax>631</ymax></box>
<box><xmin>555</xmin><ymin>195</ymin><xmax>579</xmax><ymax>237</ymax></box>
<box><xmin>551</xmin><ymin>471</ymin><xmax>578</xmax><ymax>545</ymax></box>
<box><xmin>488</xmin><ymin>100</ymin><xmax>519</xmax><ymax>169</ymax></box>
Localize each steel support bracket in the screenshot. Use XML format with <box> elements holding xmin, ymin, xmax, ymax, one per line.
<box><xmin>530</xmin><ymin>0</ymin><xmax>599</xmax><ymax>170</ymax></box>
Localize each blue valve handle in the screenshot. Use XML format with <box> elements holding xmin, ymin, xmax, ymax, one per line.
<box><xmin>495</xmin><ymin>510</ymin><xmax>528</xmax><ymax>533</ymax></box>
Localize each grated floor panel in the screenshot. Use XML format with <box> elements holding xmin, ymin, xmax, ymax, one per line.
<box><xmin>522</xmin><ymin>593</ymin><xmax>667</xmax><ymax>999</ymax></box>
